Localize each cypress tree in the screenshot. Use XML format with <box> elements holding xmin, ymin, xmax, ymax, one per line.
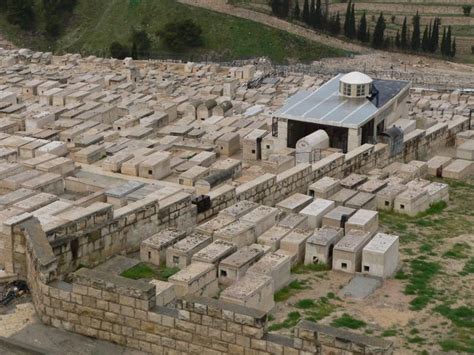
<box><xmin>411</xmin><ymin>11</ymin><xmax>421</xmax><ymax>51</ymax></box>
<box><xmin>358</xmin><ymin>12</ymin><xmax>368</xmax><ymax>42</ymax></box>
<box><xmin>349</xmin><ymin>3</ymin><xmax>356</xmax><ymax>39</ymax></box>
<box><xmin>334</xmin><ymin>12</ymin><xmax>341</xmax><ymax>35</ymax></box>
<box><xmin>315</xmin><ymin>0</ymin><xmax>322</xmax><ymax>28</ymax></box>
<box><xmin>451</xmin><ymin>37</ymin><xmax>456</xmax><ymax>57</ymax></box>
<box><xmin>395</xmin><ymin>30</ymin><xmax>401</xmax><ymax>48</ymax></box>
<box><xmin>430</xmin><ymin>17</ymin><xmax>439</xmax><ymax>53</ymax></box>
<box><xmin>294</xmin><ymin>0</ymin><xmax>301</xmax><ymax>20</ymax></box>
<box><xmin>401</xmin><ymin>16</ymin><xmax>408</xmax><ymax>49</ymax></box>
<box><xmin>344</xmin><ymin>0</ymin><xmax>351</xmax><ymax>37</ymax></box>
<box><xmin>303</xmin><ymin>0</ymin><xmax>310</xmax><ymax>24</ymax></box>
<box><xmin>422</xmin><ymin>25</ymin><xmax>429</xmax><ymax>52</ymax></box>
<box><xmin>440</xmin><ymin>27</ymin><xmax>446</xmax><ymax>56</ymax></box>
<box><xmin>310</xmin><ymin>0</ymin><xmax>316</xmax><ymax>28</ymax></box>
<box><xmin>131</xmin><ymin>41</ymin><xmax>138</xmax><ymax>59</ymax></box>
<box><xmin>372</xmin><ymin>12</ymin><xmax>386</xmax><ymax>49</ymax></box>
<box><xmin>445</xmin><ymin>26</ymin><xmax>452</xmax><ymax>56</ymax></box>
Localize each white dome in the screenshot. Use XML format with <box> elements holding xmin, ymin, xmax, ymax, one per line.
<box><xmin>340</xmin><ymin>71</ymin><xmax>373</xmax><ymax>85</ymax></box>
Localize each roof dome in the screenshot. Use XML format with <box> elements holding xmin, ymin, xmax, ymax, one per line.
<box><xmin>340</xmin><ymin>71</ymin><xmax>373</xmax><ymax>85</ymax></box>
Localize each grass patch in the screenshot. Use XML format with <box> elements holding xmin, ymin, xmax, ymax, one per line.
<box><xmin>331</xmin><ymin>313</ymin><xmax>366</xmax><ymax>329</ymax></box>
<box><xmin>434</xmin><ymin>304</ymin><xmax>474</xmax><ymax>328</ymax></box>
<box><xmin>268</xmin><ymin>311</ymin><xmax>301</xmax><ymax>331</ymax></box>
<box><xmin>407</xmin><ymin>336</ymin><xmax>425</xmax><ymax>344</ymax></box>
<box><xmin>443</xmin><ymin>242</ymin><xmax>471</xmax><ymax>259</ymax></box>
<box><xmin>295</xmin><ymin>299</ymin><xmax>315</xmax><ymax>309</ymax></box>
<box><xmin>120</xmin><ymin>262</ymin><xmax>179</xmax><ymax>281</ymax></box>
<box><xmin>274</xmin><ymin>280</ymin><xmax>308</xmax><ymax>302</ymax></box>
<box><xmin>403</xmin><ymin>257</ymin><xmax>441</xmax><ymax>310</ymax></box>
<box><xmin>439</xmin><ymin>339</ymin><xmax>474</xmax><ymax>353</ymax></box>
<box><xmin>382</xmin><ymin>329</ymin><xmax>397</xmax><ymax>337</ymax></box>
<box><xmin>459</xmin><ymin>257</ymin><xmax>474</xmax><ymax>276</ymax></box>
<box><xmin>291</xmin><ymin>263</ymin><xmax>329</xmax><ymax>274</ymax></box>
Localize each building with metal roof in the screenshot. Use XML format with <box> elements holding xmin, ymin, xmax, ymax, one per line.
<box><xmin>273</xmin><ymin>72</ymin><xmax>410</xmax><ymax>152</ymax></box>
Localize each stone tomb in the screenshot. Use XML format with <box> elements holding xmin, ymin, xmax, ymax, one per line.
<box><xmin>308</xmin><ymin>176</ymin><xmax>341</xmax><ymax>199</ymax></box>
<box><xmin>394</xmin><ymin>188</ymin><xmax>430</xmax><ymax>216</ymax></box>
<box><xmin>340</xmin><ymin>173</ymin><xmax>367</xmax><ymax>190</ymax></box>
<box><xmin>166</xmin><ymin>233</ymin><xmax>213</xmax><ymax>269</ymax></box>
<box><xmin>275</xmin><ymin>193</ymin><xmax>313</xmax><ymax>213</ymax></box>
<box><xmin>375</xmin><ymin>184</ymin><xmax>408</xmax><ymax>211</ymax></box>
<box><xmin>214</xmin><ymin>220</ymin><xmax>256</xmax><ymax>248</ymax></box>
<box><xmin>257</xmin><ymin>225</ymin><xmax>292</xmax><ymax>251</ymax></box>
<box><xmin>424</xmin><ymin>182</ymin><xmax>449</xmax><ymax>204</ymax></box>
<box><xmin>191</xmin><ymin>240</ymin><xmax>237</xmax><ymax>267</ymax></box>
<box><xmin>362</xmin><ymin>233</ymin><xmax>399</xmax><ymax>278</ymax></box>
<box><xmin>247</xmin><ymin>251</ymin><xmax>292</xmax><ymax>292</ymax></box>
<box><xmin>299</xmin><ymin>198</ymin><xmax>336</xmax><ymax>229</ymax></box>
<box><xmin>333</xmin><ymin>231</ymin><xmax>374</xmax><ymax>273</ymax></box>
<box><xmin>168</xmin><ymin>261</ymin><xmax>218</xmax><ymax>298</ymax></box>
<box><xmin>456</xmin><ymin>140</ymin><xmax>474</xmax><ymax>161</ymax></box>
<box><xmin>240</xmin><ymin>205</ymin><xmax>279</xmax><ymax>237</ymax></box>
<box><xmin>149</xmin><ymin>279</ymin><xmax>176</xmax><ymax>306</ymax></box>
<box><xmin>280</xmin><ymin>229</ymin><xmax>312</xmax><ymax>265</ymax></box>
<box><xmin>426</xmin><ymin>155</ymin><xmax>453</xmax><ymax>177</ymax></box>
<box><xmin>329</xmin><ymin>188</ymin><xmax>358</xmax><ymax>207</ymax></box>
<box><xmin>140</xmin><ymin>229</ymin><xmax>187</xmax><ymax>266</ymax></box>
<box><xmin>322</xmin><ymin>206</ymin><xmax>357</xmax><ymax>230</ymax></box>
<box><xmin>196</xmin><ymin>213</ymin><xmax>236</xmax><ymax>237</ymax></box>
<box><xmin>218</xmin><ymin>244</ymin><xmax>267</xmax><ymax>286</ymax></box>
<box><xmin>344</xmin><ymin>209</ymin><xmax>379</xmax><ymax>236</ymax></box>
<box><xmin>219</xmin><ymin>200</ymin><xmax>259</xmax><ymax>219</ymax></box>
<box><xmin>305</xmin><ymin>226</ymin><xmax>344</xmax><ymax>266</ymax></box>
<box><xmin>443</xmin><ymin>159</ymin><xmax>473</xmax><ymax>180</ymax></box>
<box><xmin>345</xmin><ymin>191</ymin><xmax>376</xmax><ymax>210</ymax></box>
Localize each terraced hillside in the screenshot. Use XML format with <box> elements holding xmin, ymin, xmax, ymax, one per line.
<box><xmin>234</xmin><ymin>0</ymin><xmax>474</xmax><ymax>62</ymax></box>
<box><xmin>0</xmin><ymin>0</ymin><xmax>347</xmax><ymax>64</ymax></box>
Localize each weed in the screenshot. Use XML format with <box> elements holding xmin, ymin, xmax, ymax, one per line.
<box><xmin>268</xmin><ymin>314</ymin><xmax>275</xmax><ymax>322</ymax></box>
<box><xmin>331</xmin><ymin>314</ymin><xmax>366</xmax><ymax>329</ymax></box>
<box><xmin>295</xmin><ymin>299</ymin><xmax>315</xmax><ymax>309</ymax></box>
<box><xmin>121</xmin><ymin>263</ymin><xmax>158</xmax><ymax>280</ymax></box>
<box><xmin>403</xmin><ymin>258</ymin><xmax>441</xmax><ymax>310</ymax></box>
<box><xmin>274</xmin><ymin>280</ymin><xmax>308</xmax><ymax>302</ymax></box>
<box><xmin>443</xmin><ymin>242</ymin><xmax>471</xmax><ymax>259</ymax></box>
<box><xmin>434</xmin><ymin>304</ymin><xmax>474</xmax><ymax>328</ymax></box>
<box><xmin>407</xmin><ymin>336</ymin><xmax>425</xmax><ymax>344</ymax></box>
<box><xmin>326</xmin><ymin>292</ymin><xmax>336</xmax><ymax>299</ymax></box>
<box><xmin>439</xmin><ymin>339</ymin><xmax>474</xmax><ymax>353</ymax></box>
<box><xmin>459</xmin><ymin>257</ymin><xmax>474</xmax><ymax>276</ymax></box>
<box><xmin>268</xmin><ymin>312</ymin><xmax>301</xmax><ymax>331</ymax></box>
<box><xmin>292</xmin><ymin>263</ymin><xmax>329</xmax><ymax>274</ymax></box>
<box><xmin>382</xmin><ymin>329</ymin><xmax>397</xmax><ymax>337</ymax></box>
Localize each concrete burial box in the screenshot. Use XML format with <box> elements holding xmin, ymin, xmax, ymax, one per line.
<box><xmin>280</xmin><ymin>229</ymin><xmax>313</xmax><ymax>265</ymax></box>
<box><xmin>247</xmin><ymin>251</ymin><xmax>292</xmax><ymax>291</ymax></box>
<box><xmin>218</xmin><ymin>244</ymin><xmax>267</xmax><ymax>286</ymax></box>
<box><xmin>407</xmin><ymin>178</ymin><xmax>431</xmax><ymax>190</ymax></box>
<box><xmin>214</xmin><ymin>220</ymin><xmax>256</xmax><ymax>248</ymax></box>
<box><xmin>0</xmin><ymin>188</ymin><xmax>37</xmax><ymax>207</ymax></box>
<box><xmin>333</xmin><ymin>231</ymin><xmax>374</xmax><ymax>273</ymax></box>
<box><xmin>168</xmin><ymin>262</ymin><xmax>218</xmax><ymax>298</ymax></box>
<box><xmin>73</xmin><ymin>144</ymin><xmax>105</xmax><ymax>164</ymax></box>
<box><xmin>358</xmin><ymin>179</ymin><xmax>387</xmax><ymax>194</ymax></box>
<box><xmin>257</xmin><ymin>225</ymin><xmax>292</xmax><ymax>251</ymax></box>
<box><xmin>394</xmin><ymin>188</ymin><xmax>430</xmax><ymax>216</ymax></box>
<box><xmin>189</xmin><ymin>151</ymin><xmax>217</xmax><ymax>167</ymax></box>
<box><xmin>216</xmin><ymin>132</ymin><xmax>240</xmax><ymax>157</ymax></box>
<box><xmin>322</xmin><ymin>206</ymin><xmax>357</xmax><ymax>230</ymax></box>
<box><xmin>196</xmin><ymin>214</ymin><xmax>236</xmax><ymax>238</ymax></box>
<box><xmin>191</xmin><ymin>240</ymin><xmax>237</xmax><ymax>268</ymax></box>
<box><xmin>20</xmin><ymin>173</ymin><xmax>65</xmax><ymax>195</ymax></box>
<box><xmin>219</xmin><ymin>200</ymin><xmax>259</xmax><ymax>219</ymax></box>
<box><xmin>166</xmin><ymin>233</ymin><xmax>213</xmax><ymax>269</ymax></box>
<box><xmin>240</xmin><ymin>205</ymin><xmax>279</xmax><ymax>237</ymax></box>
<box><xmin>220</xmin><ymin>273</ymin><xmax>274</xmax><ymax>313</ymax></box>
<box><xmin>299</xmin><ymin>198</ymin><xmax>336</xmax><ymax>229</ymax></box>
<box><xmin>138</xmin><ymin>152</ymin><xmax>171</xmax><ymax>180</ymax></box>
<box><xmin>242</xmin><ymin>129</ymin><xmax>268</xmax><ymax>161</ymax></box>
<box><xmin>36</xmin><ymin>157</ymin><xmax>75</xmax><ymax>176</ymax></box>
<box><xmin>276</xmin><ymin>193</ymin><xmax>313</xmax><ymax>214</ymax></box>
<box><xmin>345</xmin><ymin>209</ymin><xmax>379</xmax><ymax>236</ymax></box>
<box><xmin>443</xmin><ymin>159</ymin><xmax>473</xmax><ymax>180</ymax></box>
<box><xmin>329</xmin><ymin>188</ymin><xmax>358</xmax><ymax>207</ymax></box>
<box><xmin>140</xmin><ymin>229</ymin><xmax>187</xmax><ymax>266</ymax></box>
<box><xmin>424</xmin><ymin>182</ymin><xmax>449</xmax><ymax>204</ymax></box>
<box><xmin>278</xmin><ymin>213</ymin><xmax>308</xmax><ymax>230</ymax></box>
<box><xmin>398</xmin><ymin>160</ymin><xmax>428</xmax><ymax>180</ymax></box>
<box><xmin>426</xmin><ymin>155</ymin><xmax>453</xmax><ymax>177</ymax></box>
<box><xmin>13</xmin><ymin>192</ymin><xmax>58</xmax><ymax>212</ymax></box>
<box><xmin>376</xmin><ymin>184</ymin><xmax>408</xmax><ymax>211</ymax></box>
<box><xmin>345</xmin><ymin>192</ymin><xmax>376</xmax><ymax>210</ymax></box>
<box><xmin>362</xmin><ymin>233</ymin><xmax>399</xmax><ymax>278</ymax></box>
<box><xmin>456</xmin><ymin>140</ymin><xmax>474</xmax><ymax>161</ymax></box>
<box><xmin>105</xmin><ymin>181</ymin><xmax>145</xmax><ymax>208</ymax></box>
<box><xmin>305</xmin><ymin>226</ymin><xmax>344</xmax><ymax>266</ymax></box>
<box><xmin>340</xmin><ymin>174</ymin><xmax>368</xmax><ymax>190</ymax></box>
<box><xmin>178</xmin><ymin>165</ymin><xmax>209</xmax><ymax>186</ymax></box>
<box><xmin>149</xmin><ymin>280</ymin><xmax>176</xmax><ymax>306</ymax></box>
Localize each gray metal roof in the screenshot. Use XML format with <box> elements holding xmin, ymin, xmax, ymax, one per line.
<box><xmin>275</xmin><ymin>74</ymin><xmax>409</xmax><ymax>129</ymax></box>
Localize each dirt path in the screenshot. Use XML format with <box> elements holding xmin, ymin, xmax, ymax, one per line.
<box><xmin>177</xmin><ymin>0</ymin><xmax>369</xmax><ymax>54</ymax></box>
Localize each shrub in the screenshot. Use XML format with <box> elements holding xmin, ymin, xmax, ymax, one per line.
<box><xmin>110</xmin><ymin>42</ymin><xmax>130</xmax><ymax>59</ymax></box>
<box><xmin>331</xmin><ymin>313</ymin><xmax>366</xmax><ymax>329</ymax></box>
<box><xmin>158</xmin><ymin>19</ymin><xmax>203</xmax><ymax>51</ymax></box>
<box><xmin>462</xmin><ymin>5</ymin><xmax>471</xmax><ymax>16</ymax></box>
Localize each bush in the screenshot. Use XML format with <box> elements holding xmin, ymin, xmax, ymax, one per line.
<box><xmin>158</xmin><ymin>19</ymin><xmax>203</xmax><ymax>51</ymax></box>
<box><xmin>462</xmin><ymin>5</ymin><xmax>471</xmax><ymax>16</ymax></box>
<box><xmin>131</xmin><ymin>29</ymin><xmax>151</xmax><ymax>58</ymax></box>
<box><xmin>5</xmin><ymin>0</ymin><xmax>35</xmax><ymax>31</ymax></box>
<box><xmin>110</xmin><ymin>42</ymin><xmax>130</xmax><ymax>59</ymax></box>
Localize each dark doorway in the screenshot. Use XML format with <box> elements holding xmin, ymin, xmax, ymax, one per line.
<box><xmin>328</xmin><ymin>244</ymin><xmax>334</xmax><ymax>265</ymax></box>
<box><xmin>256</xmin><ymin>137</ymin><xmax>262</xmax><ymax>160</ymax></box>
<box><xmin>70</xmin><ymin>239</ymin><xmax>79</xmax><ymax>261</ymax></box>
<box><xmin>287</xmin><ymin>120</ymin><xmax>349</xmax><ymax>152</ymax></box>
<box><xmin>361</xmin><ymin>119</ymin><xmax>375</xmax><ymax>144</ymax></box>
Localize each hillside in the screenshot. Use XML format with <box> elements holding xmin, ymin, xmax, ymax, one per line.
<box><xmin>0</xmin><ymin>0</ymin><xmax>348</xmax><ymax>64</ymax></box>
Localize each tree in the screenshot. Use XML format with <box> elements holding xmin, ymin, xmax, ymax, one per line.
<box><xmin>451</xmin><ymin>37</ymin><xmax>456</xmax><ymax>57</ymax></box>
<box><xmin>343</xmin><ymin>0</ymin><xmax>351</xmax><ymax>37</ymax></box>
<box><xmin>293</xmin><ymin>0</ymin><xmax>301</xmax><ymax>20</ymax></box>
<box><xmin>131</xmin><ymin>29</ymin><xmax>151</xmax><ymax>58</ymax></box>
<box><xmin>5</xmin><ymin>0</ymin><xmax>35</xmax><ymax>31</ymax></box>
<box><xmin>42</xmin><ymin>0</ymin><xmax>78</xmax><ymax>37</ymax></box>
<box><xmin>315</xmin><ymin>0</ymin><xmax>323</xmax><ymax>29</ymax></box>
<box><xmin>109</xmin><ymin>42</ymin><xmax>130</xmax><ymax>59</ymax></box>
<box><xmin>411</xmin><ymin>11</ymin><xmax>421</xmax><ymax>51</ymax></box>
<box><xmin>302</xmin><ymin>0</ymin><xmax>310</xmax><ymax>24</ymax></box>
<box><xmin>271</xmin><ymin>0</ymin><xmax>290</xmax><ymax>18</ymax></box>
<box><xmin>372</xmin><ymin>12</ymin><xmax>386</xmax><ymax>49</ymax></box>
<box><xmin>357</xmin><ymin>12</ymin><xmax>368</xmax><ymax>42</ymax></box>
<box><xmin>400</xmin><ymin>16</ymin><xmax>408</xmax><ymax>49</ymax></box>
<box><xmin>395</xmin><ymin>30</ymin><xmax>401</xmax><ymax>48</ymax></box>
<box><xmin>159</xmin><ymin>19</ymin><xmax>203</xmax><ymax>51</ymax></box>
<box><xmin>334</xmin><ymin>12</ymin><xmax>341</xmax><ymax>35</ymax></box>
<box><xmin>429</xmin><ymin>18</ymin><xmax>440</xmax><ymax>53</ymax></box>
<box><xmin>445</xmin><ymin>26</ymin><xmax>452</xmax><ymax>56</ymax></box>
<box><xmin>421</xmin><ymin>25</ymin><xmax>429</xmax><ymax>52</ymax></box>
<box><xmin>349</xmin><ymin>3</ymin><xmax>356</xmax><ymax>39</ymax></box>
<box><xmin>462</xmin><ymin>5</ymin><xmax>471</xmax><ymax>16</ymax></box>
<box><xmin>310</xmin><ymin>0</ymin><xmax>316</xmax><ymax>28</ymax></box>
<box><xmin>440</xmin><ymin>27</ymin><xmax>447</xmax><ymax>56</ymax></box>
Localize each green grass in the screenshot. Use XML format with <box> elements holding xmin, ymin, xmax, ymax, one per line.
<box><xmin>291</xmin><ymin>263</ymin><xmax>330</xmax><ymax>274</ymax></box>
<box><xmin>0</xmin><ymin>0</ymin><xmax>347</xmax><ymax>64</ymax></box>
<box><xmin>381</xmin><ymin>329</ymin><xmax>398</xmax><ymax>337</ymax></box>
<box><xmin>330</xmin><ymin>313</ymin><xmax>366</xmax><ymax>329</ymax></box>
<box><xmin>434</xmin><ymin>304</ymin><xmax>474</xmax><ymax>328</ymax></box>
<box><xmin>459</xmin><ymin>257</ymin><xmax>474</xmax><ymax>276</ymax></box>
<box><xmin>443</xmin><ymin>242</ymin><xmax>471</xmax><ymax>259</ymax></box>
<box><xmin>404</xmin><ymin>258</ymin><xmax>441</xmax><ymax>310</ymax></box>
<box><xmin>120</xmin><ymin>262</ymin><xmax>179</xmax><ymax>281</ymax></box>
<box><xmin>274</xmin><ymin>280</ymin><xmax>309</xmax><ymax>302</ymax></box>
<box><xmin>268</xmin><ymin>311</ymin><xmax>301</xmax><ymax>331</ymax></box>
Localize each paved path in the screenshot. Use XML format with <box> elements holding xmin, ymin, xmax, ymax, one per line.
<box><xmin>177</xmin><ymin>0</ymin><xmax>369</xmax><ymax>54</ymax></box>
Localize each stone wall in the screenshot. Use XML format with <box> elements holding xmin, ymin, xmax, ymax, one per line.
<box><xmin>11</xmin><ymin>214</ymin><xmax>393</xmax><ymax>354</ymax></box>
